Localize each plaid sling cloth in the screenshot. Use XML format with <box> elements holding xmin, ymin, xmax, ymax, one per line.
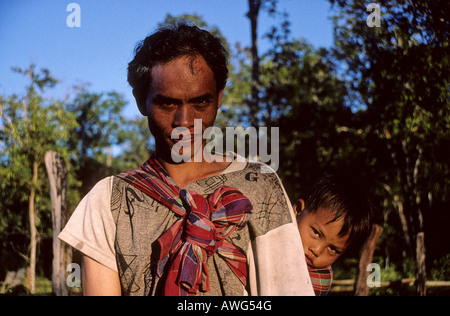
<box><xmin>308</xmin><ymin>265</ymin><xmax>333</xmax><ymax>296</ymax></box>
<box><xmin>116</xmin><ymin>155</ymin><xmax>254</xmax><ymax>296</ymax></box>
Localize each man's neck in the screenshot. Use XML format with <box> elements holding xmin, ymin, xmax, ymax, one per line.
<box><xmin>157</xmin><ymin>151</ymin><xmax>231</xmax><ymax>188</ymax></box>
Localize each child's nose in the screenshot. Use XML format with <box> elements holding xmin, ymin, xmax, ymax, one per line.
<box><xmin>310</xmin><ymin>244</ymin><xmax>326</xmax><ymax>257</ymax></box>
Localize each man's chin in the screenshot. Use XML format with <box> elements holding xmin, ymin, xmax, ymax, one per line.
<box><xmin>170</xmin><ymin>142</ymin><xmax>205</xmax><ymax>163</ymax></box>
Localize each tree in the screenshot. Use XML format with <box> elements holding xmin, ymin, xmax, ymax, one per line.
<box><xmin>330</xmin><ymin>0</ymin><xmax>450</xmax><ymax>293</ymax></box>
<box><xmin>67</xmin><ymin>86</ymin><xmax>128</xmax><ymax>195</ymax></box>
<box><xmin>261</xmin><ymin>34</ymin><xmax>358</xmax><ymax>198</ymax></box>
<box><xmin>246</xmin><ymin>0</ymin><xmax>278</xmax><ymax>128</ymax></box>
<box><xmin>68</xmin><ymin>87</ymin><xmax>127</xmax><ymax>164</ymax></box>
<box><xmin>247</xmin><ymin>0</ymin><xmax>263</xmax><ymax>128</ymax></box>
<box><xmin>224</xmin><ymin>6</ymin><xmax>358</xmax><ymax>192</ymax></box>
<box><xmin>0</xmin><ymin>65</ymin><xmax>78</xmax><ymax>293</ymax></box>
<box><xmin>115</xmin><ymin>116</ymin><xmax>154</xmax><ymax>171</ymax></box>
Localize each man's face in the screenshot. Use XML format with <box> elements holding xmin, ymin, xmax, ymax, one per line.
<box><xmin>296</xmin><ymin>207</ymin><xmax>350</xmax><ymax>269</ymax></box>
<box><xmin>144</xmin><ymin>55</ymin><xmax>223</xmax><ymax>161</ymax></box>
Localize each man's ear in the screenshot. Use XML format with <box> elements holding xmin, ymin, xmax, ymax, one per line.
<box><xmin>133</xmin><ymin>89</ymin><xmax>148</xmax><ymax>116</ymax></box>
<box><xmin>217</xmin><ymin>89</ymin><xmax>224</xmax><ymax>109</ymax></box>
<box><xmin>293</xmin><ymin>199</ymin><xmax>305</xmax><ymax>217</ymax></box>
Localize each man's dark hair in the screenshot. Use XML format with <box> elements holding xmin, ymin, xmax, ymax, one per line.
<box><xmin>303</xmin><ymin>174</ymin><xmax>374</xmax><ymax>249</ymax></box>
<box><xmin>128</xmin><ymin>22</ymin><xmax>229</xmax><ymax>104</ymax></box>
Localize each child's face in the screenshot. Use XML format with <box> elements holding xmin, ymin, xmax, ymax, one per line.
<box><xmin>294</xmin><ymin>202</ymin><xmax>350</xmax><ymax>269</ymax></box>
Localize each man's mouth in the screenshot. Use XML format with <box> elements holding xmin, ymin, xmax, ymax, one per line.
<box><xmin>172</xmin><ymin>134</ymin><xmax>201</xmax><ymax>146</ymax></box>
<box><xmin>174</xmin><ymin>137</ymin><xmax>192</xmax><ymax>145</ymax></box>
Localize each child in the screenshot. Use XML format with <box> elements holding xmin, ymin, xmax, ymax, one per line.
<box><xmin>293</xmin><ymin>175</ymin><xmax>374</xmax><ymax>296</ymax></box>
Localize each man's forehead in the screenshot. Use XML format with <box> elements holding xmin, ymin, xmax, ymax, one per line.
<box><xmin>149</xmin><ymin>55</ymin><xmax>216</xmax><ymax>96</ymax></box>
<box><xmin>151</xmin><ymin>56</ymin><xmax>212</xmax><ymax>81</ymax></box>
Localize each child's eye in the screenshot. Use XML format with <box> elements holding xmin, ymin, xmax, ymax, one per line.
<box><xmin>311</xmin><ymin>227</ymin><xmax>320</xmax><ymax>237</ymax></box>
<box><xmin>328</xmin><ymin>247</ymin><xmax>342</xmax><ymax>255</ymax></box>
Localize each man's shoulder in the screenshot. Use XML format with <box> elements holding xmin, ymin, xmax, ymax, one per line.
<box><xmin>83</xmin><ymin>176</ymin><xmax>115</xmax><ymax>199</ymax></box>
<box><xmin>228</xmin><ymin>159</ymin><xmax>283</xmax><ymax>187</ymax></box>
<box><xmin>223</xmin><ymin>160</ymin><xmax>294</xmax><ymax>234</ymax></box>
<box><xmin>222</xmin><ymin>153</ymin><xmax>279</xmax><ymax>177</ymax></box>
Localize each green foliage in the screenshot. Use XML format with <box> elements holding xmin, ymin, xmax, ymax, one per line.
<box><xmin>257</xmin><ymin>20</ymin><xmax>363</xmax><ymax>199</ymax></box>
<box><xmin>1</xmin><ymin>6</ymin><xmax>449</xmax><ymax>294</ymax></box>
<box><xmin>0</xmin><ymin>65</ymin><xmax>78</xmax><ymax>234</ymax></box>
<box><xmin>333</xmin><ymin>257</ymin><xmax>359</xmax><ymax>280</ymax></box>
<box><xmin>330</xmin><ymin>0</ymin><xmax>450</xmax><ymax>263</ymax></box>
<box><xmin>112</xmin><ymin>116</ymin><xmax>153</xmax><ymax>172</ymax></box>
<box><xmin>67</xmin><ymin>86</ymin><xmax>128</xmax><ymax>163</ymax></box>
<box><xmin>431</xmin><ymin>254</ymin><xmax>450</xmax><ymax>281</ymax></box>
<box><xmin>0</xmin><ymin>66</ymin><xmax>131</xmax><ymax>280</ymax></box>
<box><xmin>0</xmin><ymin>65</ymin><xmax>82</xmax><ymax>284</ymax></box>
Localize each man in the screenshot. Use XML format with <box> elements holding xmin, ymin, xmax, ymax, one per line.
<box><xmin>59</xmin><ymin>23</ymin><xmax>314</xmax><ymax>296</ymax></box>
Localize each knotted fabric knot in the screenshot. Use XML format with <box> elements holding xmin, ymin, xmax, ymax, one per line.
<box><xmin>157</xmin><ymin>186</ymin><xmax>253</xmax><ymax>296</ymax></box>
<box><xmin>181</xmin><ymin>189</ymin><xmax>218</xmax><ymax>257</ymax></box>
<box><xmin>116</xmin><ymin>155</ymin><xmax>254</xmax><ymax>296</ymax></box>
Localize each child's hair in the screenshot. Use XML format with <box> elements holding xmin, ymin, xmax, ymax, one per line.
<box><xmin>302</xmin><ymin>174</ymin><xmax>374</xmax><ymax>249</ymax></box>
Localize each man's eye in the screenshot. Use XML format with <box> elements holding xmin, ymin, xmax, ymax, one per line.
<box><xmin>152</xmin><ymin>96</ymin><xmax>179</xmax><ymax>108</ymax></box>
<box><xmin>194</xmin><ymin>99</ymin><xmax>209</xmax><ymax>107</ymax></box>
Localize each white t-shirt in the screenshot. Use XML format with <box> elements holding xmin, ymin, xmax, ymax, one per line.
<box><xmin>59</xmin><ymin>156</ymin><xmax>314</xmax><ymax>296</ymax></box>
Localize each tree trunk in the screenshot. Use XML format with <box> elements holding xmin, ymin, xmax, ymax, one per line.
<box><xmin>26</xmin><ymin>160</ymin><xmax>39</xmax><ymax>294</ymax></box>
<box><xmin>394</xmin><ymin>195</ymin><xmax>412</xmax><ymax>254</ymax></box>
<box><xmin>106</xmin><ymin>146</ymin><xmax>112</xmax><ymax>168</ymax></box>
<box><xmin>416</xmin><ymin>232</ymin><xmax>426</xmax><ymax>296</ymax></box>
<box><xmin>383</xmin><ymin>183</ymin><xmax>413</xmax><ymax>255</ymax></box>
<box><xmin>247</xmin><ymin>0</ymin><xmax>261</xmax><ymax>128</ymax></box>
<box><xmin>354</xmin><ymin>224</ymin><xmax>384</xmax><ymax>296</ymax></box>
<box><xmin>45</xmin><ymin>151</ymin><xmax>71</xmax><ymax>296</ymax></box>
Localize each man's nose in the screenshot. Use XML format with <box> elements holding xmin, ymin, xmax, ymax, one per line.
<box><xmin>173</xmin><ymin>105</ymin><xmax>194</xmax><ymax>128</ymax></box>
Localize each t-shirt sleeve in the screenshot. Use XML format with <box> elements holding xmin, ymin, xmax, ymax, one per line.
<box><xmin>246</xmin><ymin>163</ymin><xmax>315</xmax><ymax>296</ymax></box>
<box><xmin>246</xmin><ymin>222</ymin><xmax>315</xmax><ymax>296</ymax></box>
<box><xmin>58</xmin><ymin>176</ymin><xmax>118</xmax><ymax>272</ymax></box>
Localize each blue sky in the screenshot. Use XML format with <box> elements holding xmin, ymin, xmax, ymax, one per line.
<box><xmin>0</xmin><ymin>0</ymin><xmax>336</xmax><ymax>119</ymax></box>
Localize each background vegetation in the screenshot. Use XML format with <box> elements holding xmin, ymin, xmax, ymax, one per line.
<box><xmin>1</xmin><ymin>0</ymin><xmax>449</xmax><ymax>295</ymax></box>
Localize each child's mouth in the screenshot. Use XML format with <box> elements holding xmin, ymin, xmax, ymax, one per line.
<box><xmin>305</xmin><ymin>255</ymin><xmax>314</xmax><ymax>267</ymax></box>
